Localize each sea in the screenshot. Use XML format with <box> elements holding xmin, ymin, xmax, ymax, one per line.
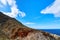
<box><xmin>38</xmin><ymin>29</ymin><xmax>60</xmax><ymax>36</ymax></box>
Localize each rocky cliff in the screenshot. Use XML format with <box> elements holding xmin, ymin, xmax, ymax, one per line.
<box><xmin>0</xmin><ymin>12</ymin><xmax>60</xmax><ymax>40</ymax></box>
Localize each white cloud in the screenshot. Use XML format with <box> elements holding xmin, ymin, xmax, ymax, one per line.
<box><xmin>0</xmin><ymin>0</ymin><xmax>7</xmax><ymax>5</ymax></box>
<box><xmin>19</xmin><ymin>11</ymin><xmax>26</xmax><ymax>17</ymax></box>
<box><xmin>41</xmin><ymin>0</ymin><xmax>60</xmax><ymax>17</ymax></box>
<box><xmin>0</xmin><ymin>0</ymin><xmax>26</xmax><ymax>18</ymax></box>
<box><xmin>25</xmin><ymin>22</ymin><xmax>35</xmax><ymax>25</ymax></box>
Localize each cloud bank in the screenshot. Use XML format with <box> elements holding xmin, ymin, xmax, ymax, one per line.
<box><xmin>25</xmin><ymin>22</ymin><xmax>35</xmax><ymax>25</ymax></box>
<box><xmin>0</xmin><ymin>0</ymin><xmax>26</xmax><ymax>18</ymax></box>
<box><xmin>41</xmin><ymin>0</ymin><xmax>60</xmax><ymax>17</ymax></box>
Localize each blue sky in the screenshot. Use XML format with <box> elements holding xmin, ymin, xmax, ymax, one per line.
<box><xmin>0</xmin><ymin>0</ymin><xmax>60</xmax><ymax>29</ymax></box>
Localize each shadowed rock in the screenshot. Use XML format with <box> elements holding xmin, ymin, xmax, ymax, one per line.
<box><xmin>0</xmin><ymin>12</ymin><xmax>60</xmax><ymax>40</ymax></box>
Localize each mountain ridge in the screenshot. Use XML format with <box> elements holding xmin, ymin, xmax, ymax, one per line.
<box><xmin>0</xmin><ymin>12</ymin><xmax>60</xmax><ymax>40</ymax></box>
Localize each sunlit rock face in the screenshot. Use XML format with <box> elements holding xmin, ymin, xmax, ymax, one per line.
<box><xmin>0</xmin><ymin>12</ymin><xmax>60</xmax><ymax>40</ymax></box>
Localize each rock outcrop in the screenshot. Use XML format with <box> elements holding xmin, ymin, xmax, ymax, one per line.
<box><xmin>0</xmin><ymin>12</ymin><xmax>60</xmax><ymax>40</ymax></box>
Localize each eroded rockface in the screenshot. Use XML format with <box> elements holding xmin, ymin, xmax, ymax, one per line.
<box><xmin>0</xmin><ymin>12</ymin><xmax>60</xmax><ymax>40</ymax></box>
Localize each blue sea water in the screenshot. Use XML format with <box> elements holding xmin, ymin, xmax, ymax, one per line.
<box><xmin>38</xmin><ymin>29</ymin><xmax>60</xmax><ymax>36</ymax></box>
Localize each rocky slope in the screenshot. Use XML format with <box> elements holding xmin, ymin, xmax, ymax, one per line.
<box><xmin>0</xmin><ymin>12</ymin><xmax>60</xmax><ymax>40</ymax></box>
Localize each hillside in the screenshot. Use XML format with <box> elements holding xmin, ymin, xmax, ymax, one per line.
<box><xmin>0</xmin><ymin>12</ymin><xmax>60</xmax><ymax>40</ymax></box>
